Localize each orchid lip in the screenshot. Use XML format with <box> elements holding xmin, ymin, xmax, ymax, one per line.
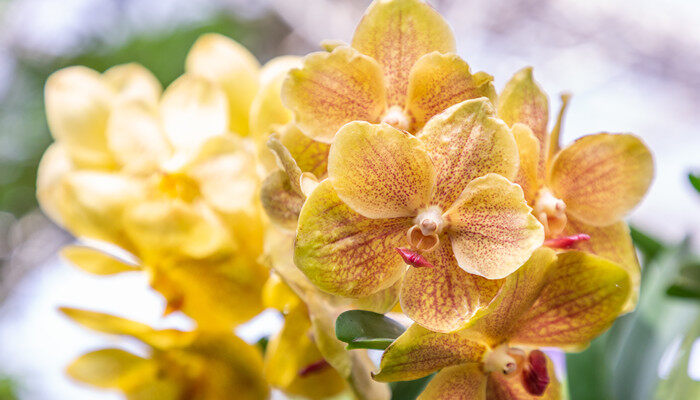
<box><xmin>396</xmin><ymin>248</ymin><xmax>434</xmax><ymax>268</ymax></box>
<box><xmin>533</xmin><ymin>187</ymin><xmax>567</xmax><ymax>237</ymax></box>
<box><xmin>380</xmin><ymin>105</ymin><xmax>411</xmax><ymax>131</ymax></box>
<box><xmin>298</xmin><ymin>359</ymin><xmax>331</xmax><ymax>377</ymax></box>
<box><xmin>544</xmin><ymin>233</ymin><xmax>590</xmax><ymax>249</ymax></box>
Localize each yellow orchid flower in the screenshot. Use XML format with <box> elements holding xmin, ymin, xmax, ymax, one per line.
<box><xmin>282</xmin><ymin>0</ymin><xmax>496</xmax><ymax>143</ymax></box>
<box><xmin>498</xmin><ymin>67</ymin><xmax>654</xmax><ymax>311</ymax></box>
<box><xmin>60</xmin><ymin>307</ymin><xmax>269</xmax><ymax>400</ymax></box>
<box><xmin>295</xmin><ymin>98</ymin><xmax>545</xmax><ymax>333</ymax></box>
<box><xmin>374</xmin><ymin>248</ymin><xmax>632</xmax><ymax>400</ymax></box>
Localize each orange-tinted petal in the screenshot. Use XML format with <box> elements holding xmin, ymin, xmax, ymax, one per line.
<box><xmin>279</xmin><ymin>124</ymin><xmax>330</xmax><ymax>178</ymax></box>
<box><xmin>351</xmin><ymin>0</ymin><xmax>455</xmax><ymax>106</ymax></box>
<box><xmin>328</xmin><ymin>122</ymin><xmax>435</xmax><ymax>219</ymax></box>
<box><xmin>282</xmin><ymin>46</ymin><xmax>386</xmax><ymax>143</ymax></box>
<box><xmin>512</xmin><ymin>123</ymin><xmax>542</xmax><ymax>203</ymax></box>
<box><xmin>417</xmin><ymin>364</ymin><xmax>487</xmax><ymax>400</ymax></box>
<box><xmin>374</xmin><ymin>323</ymin><xmax>488</xmax><ymax>382</ymax></box>
<box><xmin>419</xmin><ymin>99</ymin><xmax>518</xmax><ymax>208</ymax></box>
<box><xmin>510</xmin><ymin>251</ymin><xmax>631</xmax><ymax>351</ymax></box>
<box><xmin>549</xmin><ymin>133</ymin><xmax>654</xmax><ymax>226</ymax></box>
<box><xmin>444</xmin><ymin>174</ymin><xmax>544</xmax><ymax>279</ymax></box>
<box><xmin>400</xmin><ymin>240</ymin><xmax>502</xmax><ymax>333</ymax></box>
<box><xmin>295</xmin><ymin>180</ymin><xmax>411</xmax><ymax>297</ymax></box>
<box><xmin>562</xmin><ymin>218</ymin><xmax>640</xmax><ymax>313</ymax></box>
<box><xmin>406</xmin><ymin>52</ymin><xmax>495</xmax><ymax>130</ymax></box>
<box><xmin>486</xmin><ymin>353</ymin><xmax>562</xmax><ymax>400</ymax></box>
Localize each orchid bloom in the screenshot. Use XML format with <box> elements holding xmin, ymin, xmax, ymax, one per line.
<box><xmin>373</xmin><ymin>248</ymin><xmax>632</xmax><ymax>400</ymax></box>
<box><xmin>37</xmin><ymin>35</ymin><xmax>275</xmax><ymax>329</ymax></box>
<box><xmin>295</xmin><ymin>98</ymin><xmax>544</xmax><ymax>333</ymax></box>
<box><xmin>60</xmin><ymin>308</ymin><xmax>269</xmax><ymax>400</ymax></box>
<box><xmin>498</xmin><ymin>68</ymin><xmax>654</xmax><ymax>311</ymax></box>
<box><xmin>282</xmin><ymin>0</ymin><xmax>496</xmax><ymax>143</ymax></box>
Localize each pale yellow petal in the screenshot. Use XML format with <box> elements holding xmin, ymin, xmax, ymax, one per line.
<box><xmin>512</xmin><ymin>123</ymin><xmax>542</xmax><ymax>203</ymax></box>
<box><xmin>36</xmin><ymin>143</ymin><xmax>73</xmax><ymax>224</ymax></box>
<box><xmin>61</xmin><ymin>245</ymin><xmax>140</xmax><ymax>275</ymax></box>
<box><xmin>102</xmin><ymin>63</ymin><xmax>162</xmax><ymax>105</ymax></box>
<box><xmin>66</xmin><ymin>348</ymin><xmax>154</xmax><ymax>390</ymax></box>
<box><xmin>249</xmin><ymin>56</ymin><xmax>301</xmax><ymax>139</ymax></box>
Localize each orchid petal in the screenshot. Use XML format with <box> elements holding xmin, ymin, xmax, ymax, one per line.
<box><xmin>549</xmin><ymin>133</ymin><xmax>653</xmax><ymax>226</ymax></box>
<box><xmin>282</xmin><ymin>46</ymin><xmax>386</xmax><ymax>143</ymax></box>
<box><xmin>406</xmin><ymin>52</ymin><xmax>495</xmax><ymax>130</ymax></box>
<box><xmin>280</xmin><ymin>124</ymin><xmax>331</xmax><ymax>178</ymax></box>
<box><xmin>102</xmin><ymin>63</ymin><xmax>162</xmax><ymax>105</ymax></box>
<box><xmin>61</xmin><ymin>245</ymin><xmax>140</xmax><ymax>275</ymax></box>
<box><xmin>66</xmin><ymin>348</ymin><xmax>154</xmax><ymax>390</ymax></box>
<box><xmin>512</xmin><ymin>123</ymin><xmax>542</xmax><ymax>203</ymax></box>
<box><xmin>328</xmin><ymin>122</ymin><xmax>435</xmax><ymax>218</ymax></box>
<box><xmin>419</xmin><ymin>99</ymin><xmax>518</xmax><ymax>208</ymax></box>
<box><xmin>510</xmin><ymin>251</ymin><xmax>631</xmax><ymax>351</ymax></box>
<box><xmin>417</xmin><ymin>364</ymin><xmax>487</xmax><ymax>400</ymax></box>
<box><xmin>351</xmin><ymin>0</ymin><xmax>455</xmax><ymax>106</ymax></box>
<box><xmin>295</xmin><ymin>180</ymin><xmax>411</xmax><ymax>297</ymax></box>
<box><xmin>36</xmin><ymin>143</ymin><xmax>73</xmax><ymax>224</ymax></box>
<box><xmin>400</xmin><ymin>240</ymin><xmax>502</xmax><ymax>333</ymax></box>
<box><xmin>261</xmin><ymin>171</ymin><xmax>305</xmax><ymax>230</ymax></box>
<box><xmin>375</xmin><ymin>323</ymin><xmax>488</xmax><ymax>382</ymax></box>
<box><xmin>249</xmin><ymin>56</ymin><xmax>301</xmax><ymax>139</ymax></box>
<box><xmin>445</xmin><ymin>174</ymin><xmax>544</xmax><ymax>279</ymax></box>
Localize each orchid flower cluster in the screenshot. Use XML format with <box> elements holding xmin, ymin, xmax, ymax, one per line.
<box><xmin>36</xmin><ymin>0</ymin><xmax>653</xmax><ymax>399</ymax></box>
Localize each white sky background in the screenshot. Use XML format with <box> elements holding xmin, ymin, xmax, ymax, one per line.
<box><xmin>0</xmin><ymin>0</ymin><xmax>699</xmax><ymax>399</ymax></box>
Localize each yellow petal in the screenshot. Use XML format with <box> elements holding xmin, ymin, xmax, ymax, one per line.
<box><xmin>469</xmin><ymin>248</ymin><xmax>557</xmax><ymax>346</ymax></box>
<box><xmin>351</xmin><ymin>0</ymin><xmax>455</xmax><ymax>106</ymax></box>
<box><xmin>66</xmin><ymin>348</ymin><xmax>154</xmax><ymax>390</ymax></box>
<box><xmin>444</xmin><ymin>173</ymin><xmax>544</xmax><ymax>279</ymax></box>
<box><xmin>419</xmin><ymin>98</ymin><xmax>518</xmax><ymax>208</ymax></box>
<box><xmin>512</xmin><ymin>123</ymin><xmax>542</xmax><ymax>203</ymax></box>
<box><xmin>36</xmin><ymin>143</ymin><xmax>73</xmax><ymax>224</ymax></box>
<box><xmin>159</xmin><ymin>74</ymin><xmax>228</xmax><ymax>153</ymax></box>
<box><xmin>400</xmin><ymin>240</ymin><xmax>502</xmax><ymax>333</ymax></box>
<box><xmin>280</xmin><ymin>124</ymin><xmax>330</xmax><ymax>178</ymax></box>
<box><xmin>548</xmin><ymin>133</ymin><xmax>654</xmax><ymax>226</ymax></box>
<box><xmin>282</xmin><ymin>46</ymin><xmax>387</xmax><ymax>143</ymax></box>
<box><xmin>261</xmin><ymin>170</ymin><xmax>305</xmax><ymax>230</ymax></box>
<box><xmin>262</xmin><ymin>273</ymin><xmax>302</xmax><ymax>313</ymax></box>
<box><xmin>375</xmin><ymin>323</ymin><xmax>488</xmax><ymax>382</ymax></box>
<box><xmin>185</xmin><ymin>33</ymin><xmax>260</xmax><ymax>136</ymax></box>
<box><xmin>102</xmin><ymin>63</ymin><xmax>162</xmax><ymax>105</ymax></box>
<box><xmin>44</xmin><ymin>66</ymin><xmax>115</xmax><ymax>168</ymax></box>
<box><xmin>329</xmin><ymin>122</ymin><xmax>435</xmax><ymax>219</ymax></box>
<box><xmin>546</xmin><ymin>93</ymin><xmax>572</xmax><ymax>168</ymax></box>
<box><xmin>249</xmin><ymin>56</ymin><xmax>301</xmax><ymax>139</ymax></box>
<box><xmin>562</xmin><ymin>219</ymin><xmax>640</xmax><ymax>313</ymax></box>
<box><xmin>295</xmin><ymin>180</ymin><xmax>410</xmax><ymax>297</ymax></box>
<box><xmin>125</xmin><ymin>378</ymin><xmax>182</xmax><ymax>400</ymax></box>
<box><xmin>497</xmin><ymin>67</ymin><xmax>549</xmax><ymax>178</ymax></box>
<box><xmin>407</xmin><ymin>52</ymin><xmax>495</xmax><ymax>130</ymax></box>
<box><xmin>486</xmin><ymin>353</ymin><xmax>562</xmax><ymax>400</ymax></box>
<box><xmin>106</xmin><ymin>99</ymin><xmax>172</xmax><ymax>175</ymax></box>
<box><xmin>61</xmin><ymin>245</ymin><xmax>140</xmax><ymax>275</ymax></box>
<box><xmin>417</xmin><ymin>364</ymin><xmax>486</xmax><ymax>400</ymax></box>
<box><xmin>510</xmin><ymin>251</ymin><xmax>631</xmax><ymax>351</ymax></box>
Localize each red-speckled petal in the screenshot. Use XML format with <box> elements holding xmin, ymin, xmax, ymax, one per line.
<box><xmin>400</xmin><ymin>240</ymin><xmax>502</xmax><ymax>333</ymax></box>
<box><xmin>419</xmin><ymin>99</ymin><xmax>518</xmax><ymax>209</ymax></box>
<box><xmin>444</xmin><ymin>174</ymin><xmax>544</xmax><ymax>279</ymax></box>
<box><xmin>295</xmin><ymin>180</ymin><xmax>411</xmax><ymax>297</ymax></box>
<box><xmin>417</xmin><ymin>364</ymin><xmax>487</xmax><ymax>400</ymax></box>
<box><xmin>512</xmin><ymin>123</ymin><xmax>542</xmax><ymax>203</ymax></box>
<box><xmin>352</xmin><ymin>0</ymin><xmax>455</xmax><ymax>107</ymax></box>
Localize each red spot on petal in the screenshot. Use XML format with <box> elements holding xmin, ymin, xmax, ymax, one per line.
<box><xmin>396</xmin><ymin>248</ymin><xmax>434</xmax><ymax>268</ymax></box>
<box><xmin>299</xmin><ymin>359</ymin><xmax>330</xmax><ymax>377</ymax></box>
<box><xmin>522</xmin><ymin>349</ymin><xmax>550</xmax><ymax>396</ymax></box>
<box><xmin>544</xmin><ymin>233</ymin><xmax>590</xmax><ymax>249</ymax></box>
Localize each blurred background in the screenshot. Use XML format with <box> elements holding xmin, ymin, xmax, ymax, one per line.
<box><xmin>0</xmin><ymin>0</ymin><xmax>698</xmax><ymax>399</ymax></box>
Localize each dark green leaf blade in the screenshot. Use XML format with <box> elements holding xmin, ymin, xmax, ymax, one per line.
<box><xmin>630</xmin><ymin>225</ymin><xmax>666</xmax><ymax>264</ymax></box>
<box><xmin>335</xmin><ymin>310</ymin><xmax>405</xmax><ymax>350</ymax></box>
<box><xmin>389</xmin><ymin>374</ymin><xmax>435</xmax><ymax>400</ymax></box>
<box><xmin>689</xmin><ymin>172</ymin><xmax>700</xmax><ymax>194</ymax></box>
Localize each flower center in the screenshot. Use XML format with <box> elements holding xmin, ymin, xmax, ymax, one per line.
<box><xmin>483</xmin><ymin>345</ymin><xmax>550</xmax><ymax>396</ymax></box>
<box><xmin>381</xmin><ymin>105</ymin><xmax>411</xmax><ymax>131</ymax></box>
<box><xmin>406</xmin><ymin>206</ymin><xmax>444</xmax><ymax>252</ymax></box>
<box><xmin>532</xmin><ymin>188</ymin><xmax>567</xmax><ymax>238</ymax></box>
<box><xmin>158</xmin><ymin>172</ymin><xmax>200</xmax><ymax>202</ymax></box>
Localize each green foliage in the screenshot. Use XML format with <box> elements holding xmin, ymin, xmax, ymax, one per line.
<box><xmin>630</xmin><ymin>225</ymin><xmax>666</xmax><ymax>265</ymax></box>
<box><xmin>389</xmin><ymin>374</ymin><xmax>435</xmax><ymax>400</ymax></box>
<box><xmin>689</xmin><ymin>172</ymin><xmax>700</xmax><ymax>194</ymax></box>
<box><xmin>0</xmin><ymin>375</ymin><xmax>18</xmax><ymax>400</ymax></box>
<box><xmin>335</xmin><ymin>310</ymin><xmax>405</xmax><ymax>350</ymax></box>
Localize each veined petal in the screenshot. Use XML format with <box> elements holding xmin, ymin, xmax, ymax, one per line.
<box><xmin>562</xmin><ymin>219</ymin><xmax>640</xmax><ymax>313</ymax></box>
<box><xmin>549</xmin><ymin>133</ymin><xmax>654</xmax><ymax>226</ymax></box>
<box><xmin>102</xmin><ymin>63</ymin><xmax>162</xmax><ymax>105</ymax></box>
<box><xmin>497</xmin><ymin>67</ymin><xmax>549</xmax><ymax>177</ymax></box>
<box><xmin>512</xmin><ymin>123</ymin><xmax>542</xmax><ymax>203</ymax></box>
<box><xmin>160</xmin><ymin>74</ymin><xmax>228</xmax><ymax>154</ymax></box>
<box><xmin>261</xmin><ymin>170</ymin><xmax>305</xmax><ymax>230</ymax></box>
<box><xmin>106</xmin><ymin>100</ymin><xmax>172</xmax><ymax>175</ymax></box>
<box><xmin>295</xmin><ymin>180</ymin><xmax>411</xmax><ymax>297</ymax></box>
<box><xmin>486</xmin><ymin>353</ymin><xmax>562</xmax><ymax>400</ymax></box>
<box><xmin>249</xmin><ymin>56</ymin><xmax>301</xmax><ymax>139</ymax></box>
<box><xmin>417</xmin><ymin>364</ymin><xmax>487</xmax><ymax>400</ymax></box>
<box><xmin>444</xmin><ymin>174</ymin><xmax>544</xmax><ymax>279</ymax></box>
<box><xmin>66</xmin><ymin>348</ymin><xmax>155</xmax><ymax>390</ymax></box>
<box><xmin>374</xmin><ymin>323</ymin><xmax>488</xmax><ymax>382</ymax></box>
<box><xmin>280</xmin><ymin>124</ymin><xmax>331</xmax><ymax>178</ymax></box>
<box><xmin>45</xmin><ymin>66</ymin><xmax>115</xmax><ymax>168</ymax></box>
<box><xmin>36</xmin><ymin>143</ymin><xmax>73</xmax><ymax>224</ymax></box>
<box><xmin>282</xmin><ymin>46</ymin><xmax>387</xmax><ymax>143</ymax></box>
<box><xmin>400</xmin><ymin>240</ymin><xmax>502</xmax><ymax>333</ymax></box>
<box><xmin>328</xmin><ymin>122</ymin><xmax>435</xmax><ymax>219</ymax></box>
<box><xmin>510</xmin><ymin>251</ymin><xmax>631</xmax><ymax>351</ymax></box>
<box><xmin>351</xmin><ymin>0</ymin><xmax>455</xmax><ymax>107</ymax></box>
<box><xmin>419</xmin><ymin>98</ymin><xmax>518</xmax><ymax>208</ymax></box>
<box><xmin>61</xmin><ymin>245</ymin><xmax>140</xmax><ymax>275</ymax></box>
<box><xmin>185</xmin><ymin>33</ymin><xmax>260</xmax><ymax>136</ymax></box>
<box><xmin>406</xmin><ymin>52</ymin><xmax>496</xmax><ymax>130</ymax></box>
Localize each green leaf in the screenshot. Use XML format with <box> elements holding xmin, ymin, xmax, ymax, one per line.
<box><xmin>630</xmin><ymin>225</ymin><xmax>666</xmax><ymax>264</ymax></box>
<box><xmin>335</xmin><ymin>310</ymin><xmax>405</xmax><ymax>350</ymax></box>
<box><xmin>666</xmin><ymin>261</ymin><xmax>700</xmax><ymax>300</ymax></box>
<box><xmin>389</xmin><ymin>374</ymin><xmax>435</xmax><ymax>400</ymax></box>
<box><xmin>689</xmin><ymin>173</ymin><xmax>700</xmax><ymax>194</ymax></box>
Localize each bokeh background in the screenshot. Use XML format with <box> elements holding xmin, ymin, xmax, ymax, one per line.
<box><xmin>0</xmin><ymin>0</ymin><xmax>698</xmax><ymax>399</ymax></box>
